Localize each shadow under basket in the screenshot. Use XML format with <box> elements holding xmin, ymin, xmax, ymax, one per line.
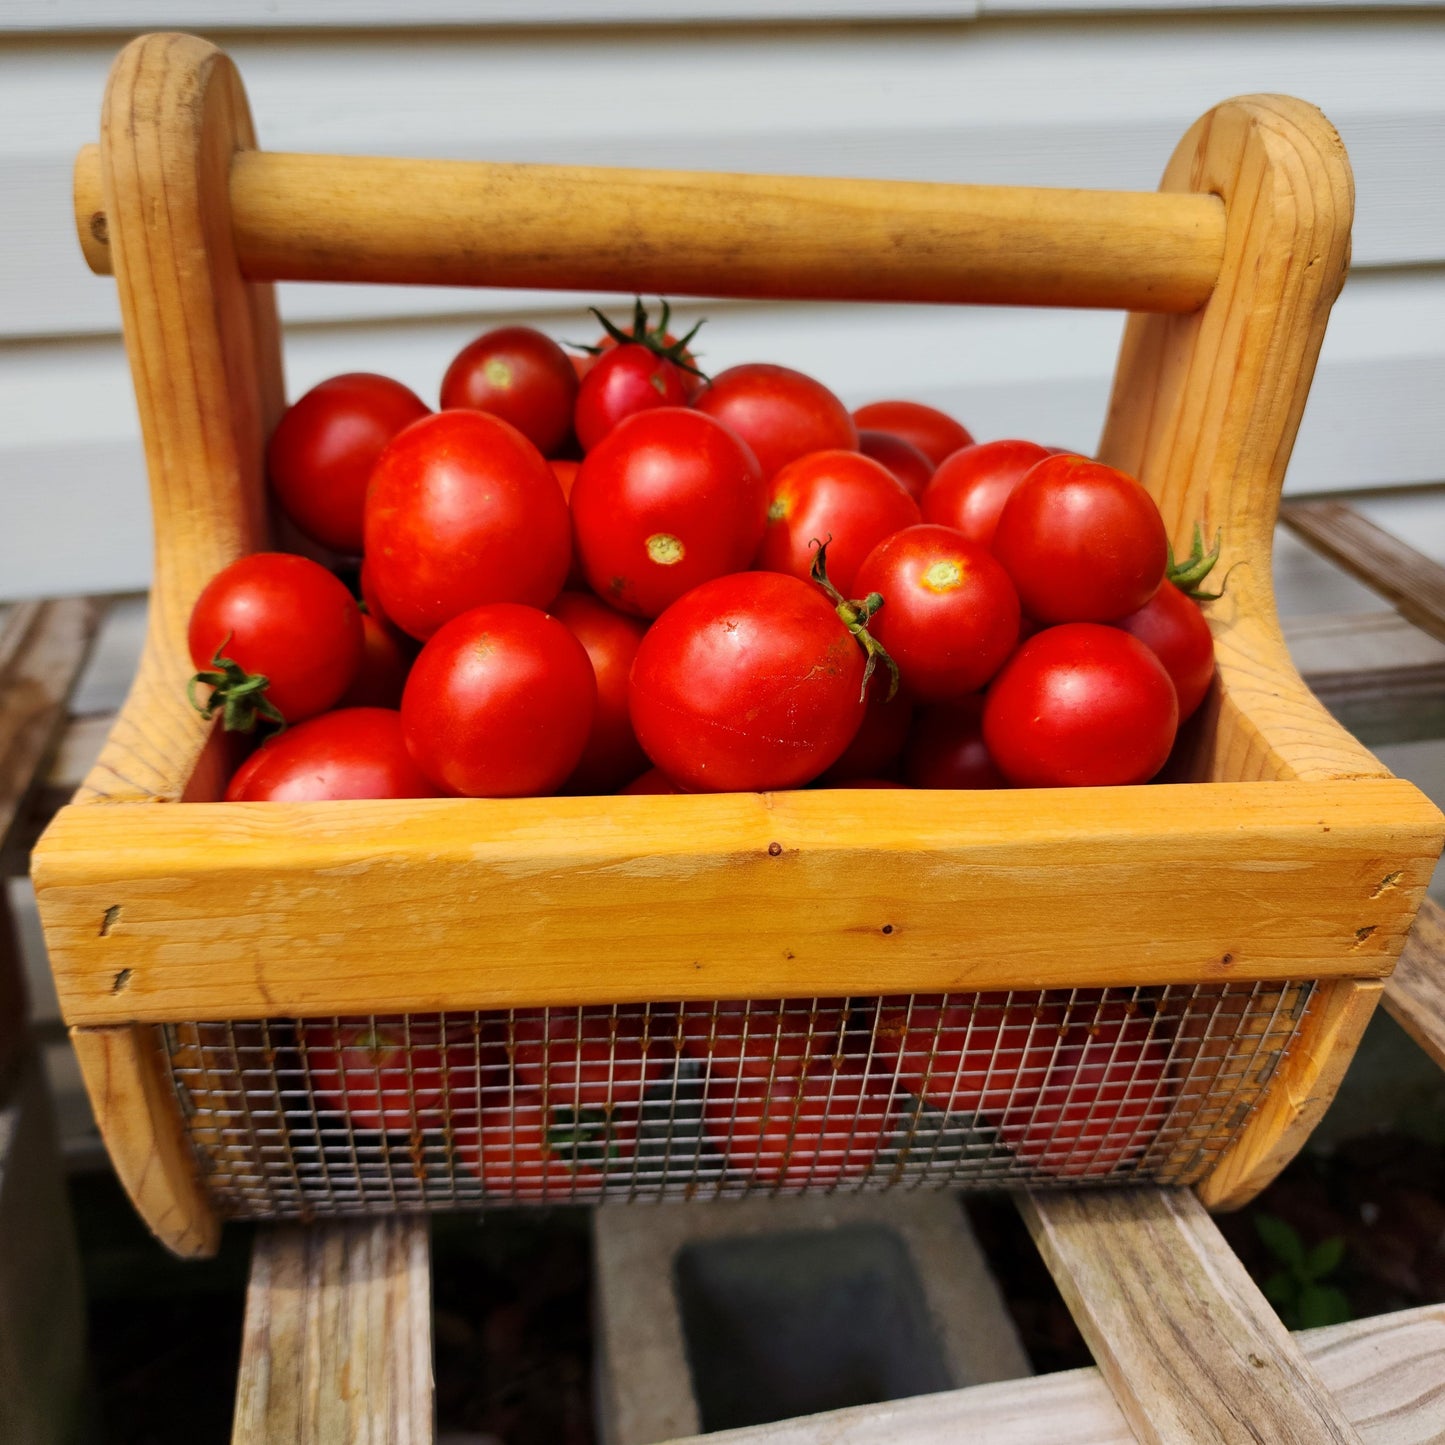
<box><xmin>33</xmin><ymin>32</ymin><xmax>1445</xmax><ymax>1256</ymax></box>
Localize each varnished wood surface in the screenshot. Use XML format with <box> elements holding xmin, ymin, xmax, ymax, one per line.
<box><xmin>1385</xmin><ymin>895</ymin><xmax>1445</xmax><ymax>1073</ymax></box>
<box><xmin>34</xmin><ymin>780</ymin><xmax>1440</xmax><ymax>1025</ymax></box>
<box><xmin>73</xmin><ymin>140</ymin><xmax>1227</xmax><ymax>314</ymax></box>
<box><xmin>1022</xmin><ymin>1188</ymin><xmax>1362</xmax><ymax>1445</ymax></box>
<box><xmin>231</xmin><ymin>1218</ymin><xmax>433</xmax><ymax>1445</ymax></box>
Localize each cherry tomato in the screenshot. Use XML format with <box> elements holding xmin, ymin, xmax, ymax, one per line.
<box><xmin>857</xmin><ymin>429</ymin><xmax>934</xmax><ymax>500</ymax></box>
<box><xmin>693</xmin><ymin>363</ymin><xmax>857</xmax><ymax>480</ymax></box>
<box><xmin>299</xmin><ymin>1015</ymin><xmax>449</xmax><ymax>1132</ymax></box>
<box><xmin>679</xmin><ymin>999</ymin><xmax>849</xmax><ymax>1082</ymax></box>
<box><xmin>629</xmin><ymin>571</ymin><xmax>868</xmax><ymax>792</ymax></box>
<box><xmin>510</xmin><ymin>1007</ymin><xmax>672</xmax><ymax>1114</ymax></box>
<box><xmin>339</xmin><ymin>611</ymin><xmax>414</xmax><ymax>709</ymax></box>
<box><xmin>815</xmin><ymin>678</ymin><xmax>914</xmax><ymax>785</ymax></box>
<box><xmin>706</xmin><ymin>1064</ymin><xmax>894</xmax><ymax>1188</ymax></box>
<box><xmin>617</xmin><ymin>768</ymin><xmax>685</xmax><ymax>794</ymax></box>
<box><xmin>991</xmin><ymin>455</ymin><xmax>1168</xmax><ymax>623</ymax></box>
<box><xmin>266</xmin><ymin>373</ymin><xmax>429</xmax><ymax>554</ymax></box>
<box><xmin>1113</xmin><ymin>580</ymin><xmax>1216</xmax><ymax>722</ymax></box>
<box><xmin>758</xmin><ymin>450</ymin><xmax>920</xmax><ymax>596</ymax></box>
<box><xmin>853</xmin><ymin>525</ymin><xmax>1020</xmax><ymax>701</ymax></box>
<box><xmin>402</xmin><ymin>603</ymin><xmax>596</xmax><ymax>797</ymax></box>
<box><xmin>547</xmin><ymin>459</ymin><xmax>587</xmax><ymax>589</ymax></box>
<box><xmin>903</xmin><ymin>696</ymin><xmax>1006</xmax><ymax>790</ymax></box>
<box><xmin>1000</xmin><ymin>998</ymin><xmax>1176</xmax><ymax>1177</ymax></box>
<box><xmin>188</xmin><ymin>552</ymin><xmax>364</xmax><ymax>729</ymax></box>
<box><xmin>919</xmin><ymin>439</ymin><xmax>1052</xmax><ymax>548</ymax></box>
<box><xmin>570</xmin><ymin>408</ymin><xmax>766</xmax><ymax>619</ymax></box>
<box><xmin>982</xmin><ymin>624</ymin><xmax>1178</xmax><ymax>787</ymax></box>
<box><xmin>574</xmin><ymin>299</ymin><xmax>706</xmax><ymax>399</ymax></box>
<box><xmin>440</xmin><ymin>324</ymin><xmax>579</xmax><ymax>457</ymax></box>
<box><xmin>464</xmin><ymin>1091</ymin><xmax>637</xmax><ymax>1196</ymax></box>
<box><xmin>364</xmin><ymin>410</ymin><xmax>572</xmax><ymax>640</ymax></box>
<box><xmin>548</xmin><ymin>592</ymin><xmax>651</xmax><ymax>793</ymax></box>
<box><xmin>225</xmin><ymin>707</ymin><xmax>440</xmax><ymax>802</ymax></box>
<box><xmin>850</xmin><ymin>401</ymin><xmax>973</xmax><ymax>467</ymax></box>
<box><xmin>574</xmin><ymin>343</ymin><xmax>690</xmax><ymax>452</ymax></box>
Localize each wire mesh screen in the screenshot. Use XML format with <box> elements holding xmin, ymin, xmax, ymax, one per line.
<box><xmin>164</xmin><ymin>982</ymin><xmax>1312</xmax><ymax>1219</ymax></box>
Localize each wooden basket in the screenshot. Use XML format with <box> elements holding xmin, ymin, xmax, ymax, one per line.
<box><xmin>33</xmin><ymin>32</ymin><xmax>1444</xmax><ymax>1257</ymax></box>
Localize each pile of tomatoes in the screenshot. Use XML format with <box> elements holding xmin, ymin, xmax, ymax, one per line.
<box><xmin>188</xmin><ymin>299</ymin><xmax>1220</xmax><ymax>804</ymax></box>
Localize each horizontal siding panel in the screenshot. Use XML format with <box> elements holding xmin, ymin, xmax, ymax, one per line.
<box><xmin>5</xmin><ymin>15</ymin><xmax>1445</xmax><ymax>339</ymax></box>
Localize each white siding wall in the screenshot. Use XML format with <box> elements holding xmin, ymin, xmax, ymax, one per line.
<box><xmin>3</xmin><ymin>6</ymin><xmax>1445</xmax><ymax>599</ymax></box>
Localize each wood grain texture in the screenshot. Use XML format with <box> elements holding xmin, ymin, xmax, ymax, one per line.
<box><xmin>33</xmin><ymin>780</ymin><xmax>1440</xmax><ymax>1025</ymax></box>
<box><xmin>1021</xmin><ymin>1187</ymin><xmax>1361</xmax><ymax>1445</ymax></box>
<box><xmin>1385</xmin><ymin>895</ymin><xmax>1445</xmax><ymax>1072</ymax></box>
<box><xmin>1198</xmin><ymin>979</ymin><xmax>1382</xmax><ymax>1211</ymax></box>
<box><xmin>660</xmin><ymin>1303</ymin><xmax>1445</xmax><ymax>1444</ymax></box>
<box><xmin>69</xmin><ymin>1024</ymin><xmax>219</xmax><ymax>1257</ymax></box>
<box><xmin>73</xmin><ymin>143</ymin><xmax>1227</xmax><ymax>313</ymax></box>
<box><xmin>1099</xmin><ymin>95</ymin><xmax>1388</xmax><ymax>788</ymax></box>
<box><xmin>231</xmin><ymin>1218</ymin><xmax>433</xmax><ymax>1445</ymax></box>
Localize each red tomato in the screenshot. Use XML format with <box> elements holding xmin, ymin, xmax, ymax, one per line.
<box><xmin>267</xmin><ymin>373</ymin><xmax>429</xmax><ymax>554</ymax></box>
<box><xmin>339</xmin><ymin>611</ymin><xmax>414</xmax><ymax>709</ymax></box>
<box><xmin>574</xmin><ymin>343</ymin><xmax>690</xmax><ymax>452</ymax></box>
<box><xmin>402</xmin><ymin>603</ymin><xmax>596</xmax><ymax>797</ymax></box>
<box><xmin>982</xmin><ymin>624</ymin><xmax>1178</xmax><ymax>787</ymax></box>
<box><xmin>629</xmin><ymin>571</ymin><xmax>868</xmax><ymax>792</ymax></box>
<box><xmin>903</xmin><ymin>696</ymin><xmax>1006</xmax><ymax>790</ymax></box>
<box><xmin>758</xmin><ymin>450</ymin><xmax>920</xmax><ymax>596</ymax></box>
<box><xmin>299</xmin><ymin>1015</ymin><xmax>449</xmax><ymax>1132</ymax></box>
<box><xmin>570</xmin><ymin>408</ymin><xmax>766</xmax><ymax>619</ymax></box>
<box><xmin>850</xmin><ymin>401</ymin><xmax>973</xmax><ymax>467</ymax></box>
<box><xmin>188</xmin><ymin>552</ymin><xmax>363</xmax><ymax>729</ymax></box>
<box><xmin>872</xmin><ymin>994</ymin><xmax>1066</xmax><ymax>1116</ymax></box>
<box><xmin>548</xmin><ymin>459</ymin><xmax>587</xmax><ymax>589</ymax></box>
<box><xmin>510</xmin><ymin>1008</ymin><xmax>672</xmax><ymax>1114</ymax></box>
<box><xmin>679</xmin><ymin>999</ymin><xmax>849</xmax><ymax>1082</ymax></box>
<box><xmin>439</xmin><ymin>324</ymin><xmax>579</xmax><ymax>457</ymax></box>
<box><xmin>853</xmin><ymin>525</ymin><xmax>1020</xmax><ymax>701</ymax></box>
<box><xmin>920</xmin><ymin>439</ymin><xmax>1052</xmax><ymax>548</ymax></box>
<box><xmin>574</xmin><ymin>299</ymin><xmax>706</xmax><ymax>399</ymax></box>
<box><xmin>706</xmin><ymin>1064</ymin><xmax>894</xmax><ymax>1188</ymax></box>
<box><xmin>617</xmin><ymin>768</ymin><xmax>685</xmax><ymax>794</ymax></box>
<box><xmin>358</xmin><ymin>559</ymin><xmax>394</xmax><ymax>630</ymax></box>
<box><xmin>1113</xmin><ymin>580</ymin><xmax>1216</xmax><ymax>722</ymax></box>
<box><xmin>464</xmin><ymin>1091</ymin><xmax>637</xmax><ymax>1196</ymax></box>
<box><xmin>992</xmin><ymin>455</ymin><xmax>1168</xmax><ymax>623</ymax></box>
<box><xmin>224</xmin><ymin>708</ymin><xmax>440</xmax><ymax>801</ymax></box>
<box><xmin>364</xmin><ymin>410</ymin><xmax>572</xmax><ymax>640</ymax></box>
<box><xmin>815</xmin><ymin>679</ymin><xmax>914</xmax><ymax>785</ymax></box>
<box><xmin>1000</xmin><ymin>998</ymin><xmax>1176</xmax><ymax>1177</ymax></box>
<box><xmin>548</xmin><ymin>592</ymin><xmax>651</xmax><ymax>794</ymax></box>
<box><xmin>857</xmin><ymin>429</ymin><xmax>934</xmax><ymax>500</ymax></box>
<box><xmin>693</xmin><ymin>363</ymin><xmax>857</xmax><ymax>480</ymax></box>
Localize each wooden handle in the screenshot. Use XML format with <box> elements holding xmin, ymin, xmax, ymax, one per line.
<box><xmin>74</xmin><ymin>142</ymin><xmax>1225</xmax><ymax>313</ymax></box>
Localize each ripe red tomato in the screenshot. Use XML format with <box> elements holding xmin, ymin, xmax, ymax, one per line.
<box><xmin>570</xmin><ymin>408</ymin><xmax>766</xmax><ymax>619</ymax></box>
<box><xmin>574</xmin><ymin>343</ymin><xmax>690</xmax><ymax>452</ymax></box>
<box><xmin>440</xmin><ymin>324</ymin><xmax>579</xmax><ymax>457</ymax></box>
<box><xmin>706</xmin><ymin>1064</ymin><xmax>894</xmax><ymax>1188</ymax></box>
<box><xmin>300</xmin><ymin>1015</ymin><xmax>449</xmax><ymax>1132</ymax></box>
<box><xmin>983</xmin><ymin>624</ymin><xmax>1178</xmax><ymax>787</ymax></box>
<box><xmin>1000</xmin><ymin>998</ymin><xmax>1176</xmax><ymax>1177</ymax></box>
<box><xmin>852</xmin><ymin>525</ymin><xmax>1020</xmax><ymax>701</ymax></box>
<box><xmin>464</xmin><ymin>1091</ymin><xmax>637</xmax><ymax>1195</ymax></box>
<box><xmin>991</xmin><ymin>455</ymin><xmax>1168</xmax><ymax>623</ymax></box>
<box><xmin>339</xmin><ymin>611</ymin><xmax>414</xmax><ymax>709</ymax></box>
<box><xmin>1113</xmin><ymin>580</ymin><xmax>1216</xmax><ymax>722</ymax></box>
<box><xmin>617</xmin><ymin>768</ymin><xmax>685</xmax><ymax>794</ymax></box>
<box><xmin>402</xmin><ymin>603</ymin><xmax>596</xmax><ymax>797</ymax></box>
<box><xmin>267</xmin><ymin>373</ymin><xmax>429</xmax><ymax>554</ymax></box>
<box><xmin>758</xmin><ymin>450</ymin><xmax>920</xmax><ymax>596</ymax></box>
<box><xmin>510</xmin><ymin>1007</ymin><xmax>672</xmax><ymax>1113</ymax></box>
<box><xmin>188</xmin><ymin>552</ymin><xmax>364</xmax><ymax>729</ymax></box>
<box><xmin>815</xmin><ymin>679</ymin><xmax>914</xmax><ymax>785</ymax></box>
<box><xmin>872</xmin><ymin>994</ymin><xmax>1066</xmax><ymax>1116</ymax></box>
<box><xmin>850</xmin><ymin>401</ymin><xmax>973</xmax><ymax>467</ymax></box>
<box><xmin>364</xmin><ymin>410</ymin><xmax>572</xmax><ymax>640</ymax></box>
<box><xmin>857</xmin><ymin>429</ymin><xmax>934</xmax><ymax>500</ymax></box>
<box><xmin>919</xmin><ymin>439</ymin><xmax>1052</xmax><ymax>548</ymax></box>
<box><xmin>574</xmin><ymin>299</ymin><xmax>706</xmax><ymax>399</ymax></box>
<box><xmin>903</xmin><ymin>696</ymin><xmax>1006</xmax><ymax>789</ymax></box>
<box><xmin>629</xmin><ymin>571</ymin><xmax>868</xmax><ymax>792</ymax></box>
<box><xmin>224</xmin><ymin>707</ymin><xmax>440</xmax><ymax>802</ymax></box>
<box><xmin>679</xmin><ymin>998</ymin><xmax>849</xmax><ymax>1082</ymax></box>
<box><xmin>693</xmin><ymin>363</ymin><xmax>857</xmax><ymax>480</ymax></box>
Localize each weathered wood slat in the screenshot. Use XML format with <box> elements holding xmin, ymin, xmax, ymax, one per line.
<box><xmin>1385</xmin><ymin>895</ymin><xmax>1445</xmax><ymax>1073</ymax></box>
<box><xmin>231</xmin><ymin>1218</ymin><xmax>433</xmax><ymax>1445</ymax></box>
<box><xmin>1020</xmin><ymin>1188</ymin><xmax>1362</xmax><ymax>1444</ymax></box>
<box><xmin>659</xmin><ymin>1303</ymin><xmax>1445</xmax><ymax>1444</ymax></box>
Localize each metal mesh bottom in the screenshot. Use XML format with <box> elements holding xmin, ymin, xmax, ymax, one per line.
<box><xmin>164</xmin><ymin>982</ymin><xmax>1312</xmax><ymax>1219</ymax></box>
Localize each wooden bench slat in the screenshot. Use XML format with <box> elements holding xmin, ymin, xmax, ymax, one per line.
<box><xmin>1385</xmin><ymin>896</ymin><xmax>1445</xmax><ymax>1073</ymax></box>
<box><xmin>1020</xmin><ymin>1188</ymin><xmax>1361</xmax><ymax>1444</ymax></box>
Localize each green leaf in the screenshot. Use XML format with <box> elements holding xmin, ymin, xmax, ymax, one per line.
<box><xmin>1296</xmin><ymin>1284</ymin><xmax>1351</xmax><ymax>1330</ymax></box>
<box><xmin>1305</xmin><ymin>1237</ymin><xmax>1346</xmax><ymax>1280</ymax></box>
<box><xmin>1262</xmin><ymin>1271</ymin><xmax>1297</xmax><ymax>1308</ymax></box>
<box><xmin>1255</xmin><ymin>1213</ymin><xmax>1307</xmax><ymax>1272</ymax></box>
